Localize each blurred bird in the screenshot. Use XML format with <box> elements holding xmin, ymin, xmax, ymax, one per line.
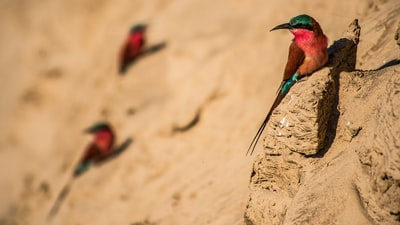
<box><xmin>247</xmin><ymin>14</ymin><xmax>328</xmax><ymax>156</ymax></box>
<box><xmin>47</xmin><ymin>122</ymin><xmax>133</xmax><ymax>221</ymax></box>
<box><xmin>119</xmin><ymin>24</ymin><xmax>147</xmax><ymax>74</ymax></box>
<box><xmin>73</xmin><ymin>122</ymin><xmax>115</xmax><ymax>176</ymax></box>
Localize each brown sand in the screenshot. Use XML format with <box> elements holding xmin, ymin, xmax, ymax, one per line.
<box><xmin>0</xmin><ymin>0</ymin><xmax>399</xmax><ymax>225</ymax></box>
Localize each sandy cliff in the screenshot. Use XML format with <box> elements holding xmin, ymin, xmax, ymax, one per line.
<box><xmin>245</xmin><ymin>3</ymin><xmax>400</xmax><ymax>223</ymax></box>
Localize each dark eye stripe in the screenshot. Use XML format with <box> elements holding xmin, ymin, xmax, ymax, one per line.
<box><xmin>293</xmin><ymin>23</ymin><xmax>313</xmax><ymax>30</ymax></box>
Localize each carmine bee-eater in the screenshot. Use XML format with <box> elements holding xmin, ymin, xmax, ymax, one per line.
<box><xmin>119</xmin><ymin>24</ymin><xmax>147</xmax><ymax>74</ymax></box>
<box><xmin>47</xmin><ymin>122</ymin><xmax>117</xmax><ymax>220</ymax></box>
<box><xmin>73</xmin><ymin>122</ymin><xmax>115</xmax><ymax>176</ymax></box>
<box><xmin>247</xmin><ymin>14</ymin><xmax>328</xmax><ymax>156</ymax></box>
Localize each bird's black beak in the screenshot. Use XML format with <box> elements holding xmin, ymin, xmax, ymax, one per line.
<box><xmin>270</xmin><ymin>23</ymin><xmax>293</xmax><ymax>31</ymax></box>
<box><xmin>84</xmin><ymin>125</ymin><xmax>99</xmax><ymax>134</ymax></box>
<box><xmin>84</xmin><ymin>127</ymin><xmax>95</xmax><ymax>134</ymax></box>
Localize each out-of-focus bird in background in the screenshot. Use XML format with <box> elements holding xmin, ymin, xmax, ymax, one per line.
<box><xmin>74</xmin><ymin>122</ymin><xmax>115</xmax><ymax>176</ymax></box>
<box><xmin>47</xmin><ymin>122</ymin><xmax>132</xmax><ymax>221</ymax></box>
<box><xmin>119</xmin><ymin>24</ymin><xmax>147</xmax><ymax>74</ymax></box>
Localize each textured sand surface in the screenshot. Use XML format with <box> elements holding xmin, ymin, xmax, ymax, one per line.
<box><xmin>246</xmin><ymin>8</ymin><xmax>400</xmax><ymax>224</ymax></box>
<box><xmin>0</xmin><ymin>0</ymin><xmax>398</xmax><ymax>225</ymax></box>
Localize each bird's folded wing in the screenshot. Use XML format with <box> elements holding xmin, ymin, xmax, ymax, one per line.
<box><xmin>283</xmin><ymin>41</ymin><xmax>305</xmax><ymax>81</ymax></box>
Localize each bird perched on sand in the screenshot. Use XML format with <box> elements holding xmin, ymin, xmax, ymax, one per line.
<box><xmin>47</xmin><ymin>122</ymin><xmax>115</xmax><ymax>220</ymax></box>
<box><xmin>74</xmin><ymin>122</ymin><xmax>115</xmax><ymax>176</ymax></box>
<box><xmin>119</xmin><ymin>24</ymin><xmax>147</xmax><ymax>74</ymax></box>
<box><xmin>247</xmin><ymin>14</ymin><xmax>328</xmax><ymax>156</ymax></box>
<box><xmin>47</xmin><ymin>122</ymin><xmax>125</xmax><ymax>220</ymax></box>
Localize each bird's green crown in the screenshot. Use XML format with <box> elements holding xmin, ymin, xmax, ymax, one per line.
<box><xmin>86</xmin><ymin>122</ymin><xmax>111</xmax><ymax>133</ymax></box>
<box><xmin>289</xmin><ymin>14</ymin><xmax>313</xmax><ymax>30</ymax></box>
<box><xmin>131</xmin><ymin>23</ymin><xmax>147</xmax><ymax>33</ymax></box>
